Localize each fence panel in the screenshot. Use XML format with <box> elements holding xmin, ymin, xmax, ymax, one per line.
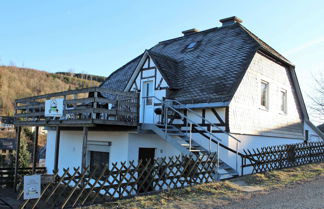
<box><xmin>242</xmin><ymin>142</ymin><xmax>324</xmax><ymax>174</ymax></box>
<box><xmin>0</xmin><ymin>167</ymin><xmax>46</xmax><ymax>187</ymax></box>
<box><xmin>17</xmin><ymin>153</ymin><xmax>218</xmax><ymax>209</ymax></box>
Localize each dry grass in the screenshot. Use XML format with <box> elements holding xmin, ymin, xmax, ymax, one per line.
<box><xmin>82</xmin><ymin>162</ymin><xmax>324</xmax><ymax>209</ymax></box>
<box><xmin>0</xmin><ymin>66</ymin><xmax>100</xmax><ymax>116</ymax></box>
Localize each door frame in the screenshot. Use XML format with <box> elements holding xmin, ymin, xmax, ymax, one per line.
<box><xmin>138</xmin><ymin>147</ymin><xmax>155</xmax><ymax>193</ymax></box>
<box><xmin>139</xmin><ymin>78</ymin><xmax>155</xmax><ymax>123</ymax></box>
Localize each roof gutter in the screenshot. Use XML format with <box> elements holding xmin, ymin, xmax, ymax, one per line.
<box><xmin>172</xmin><ymin>101</ymin><xmax>230</xmax><ymax>109</ymax></box>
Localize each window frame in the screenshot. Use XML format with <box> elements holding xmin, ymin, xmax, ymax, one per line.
<box><xmin>260</xmin><ymin>80</ymin><xmax>270</xmax><ymax>110</ymax></box>
<box><xmin>279</xmin><ymin>88</ymin><xmax>288</xmax><ymax>114</ymax></box>
<box><xmin>89</xmin><ymin>151</ymin><xmax>109</xmax><ymax>174</ymax></box>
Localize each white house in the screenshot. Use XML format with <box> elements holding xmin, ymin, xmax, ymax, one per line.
<box><xmin>15</xmin><ymin>16</ymin><xmax>323</xmax><ymax>179</ymax></box>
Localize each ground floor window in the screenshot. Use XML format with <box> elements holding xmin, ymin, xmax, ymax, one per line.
<box><xmin>90</xmin><ymin>151</ymin><xmax>109</xmax><ymax>174</ymax></box>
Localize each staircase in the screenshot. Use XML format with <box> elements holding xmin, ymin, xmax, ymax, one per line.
<box><xmin>141</xmin><ymin>97</ymin><xmax>242</xmax><ymax>180</ymax></box>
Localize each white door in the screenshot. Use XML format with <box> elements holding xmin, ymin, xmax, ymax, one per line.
<box><xmin>140</xmin><ymin>80</ymin><xmax>154</xmax><ymax>123</ymax></box>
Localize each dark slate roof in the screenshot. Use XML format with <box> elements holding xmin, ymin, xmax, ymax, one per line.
<box><xmin>0</xmin><ymin>138</ymin><xmax>16</xmax><ymax>150</ymax></box>
<box><xmin>100</xmin><ymin>54</ymin><xmax>143</xmax><ymax>91</ymax></box>
<box><xmin>318</xmin><ymin>123</ymin><xmax>324</xmax><ymax>133</ymax></box>
<box><xmin>149</xmin><ymin>51</ymin><xmax>182</xmax><ymax>89</ymax></box>
<box><xmin>100</xmin><ymin>23</ymin><xmax>292</xmax><ymax>104</ymax></box>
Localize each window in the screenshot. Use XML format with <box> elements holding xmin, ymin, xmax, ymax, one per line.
<box><xmin>280</xmin><ymin>89</ymin><xmax>287</xmax><ymax>113</ymax></box>
<box><xmin>186</xmin><ymin>42</ymin><xmax>197</xmax><ymax>49</ymax></box>
<box><xmin>143</xmin><ymin>80</ymin><xmax>154</xmax><ymax>105</ymax></box>
<box><xmin>90</xmin><ymin>151</ymin><xmax>109</xmax><ymax>175</ymax></box>
<box><xmin>260</xmin><ymin>81</ymin><xmax>269</xmax><ymax>109</ymax></box>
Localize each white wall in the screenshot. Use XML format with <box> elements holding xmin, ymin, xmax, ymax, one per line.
<box><xmin>128</xmin><ymin>133</ymin><xmax>181</xmax><ymax>161</ymax></box>
<box><xmin>45</xmin><ymin>129</ymin><xmax>182</xmax><ymax>173</ymax></box>
<box><xmin>229</xmin><ymin>52</ymin><xmax>303</xmax><ymax>138</ymax></box>
<box><xmin>45</xmin><ymin>130</ymin><xmax>56</xmax><ymax>173</ymax></box>
<box><xmin>304</xmin><ymin>122</ymin><xmax>323</xmax><ymax>142</ymax></box>
<box><xmin>46</xmin><ymin>130</ymin><xmax>133</xmax><ymax>173</ymax></box>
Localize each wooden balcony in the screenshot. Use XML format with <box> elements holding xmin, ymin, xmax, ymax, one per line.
<box><xmin>14</xmin><ymin>87</ymin><xmax>139</xmax><ymax>127</ymax></box>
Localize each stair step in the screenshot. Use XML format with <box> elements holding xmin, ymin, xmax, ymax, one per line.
<box><xmin>189</xmin><ymin>149</ymin><xmax>202</xmax><ymax>152</ymax></box>
<box><xmin>156</xmin><ymin>124</ymin><xmax>174</xmax><ymax>128</ymax></box>
<box><xmin>162</xmin><ymin>129</ymin><xmax>180</xmax><ymax>132</ymax></box>
<box><xmin>218</xmin><ymin>172</ymin><xmax>238</xmax><ymax>176</ymax></box>
<box><xmin>181</xmin><ymin>143</ymin><xmax>200</xmax><ymax>147</ymax></box>
<box><xmin>168</xmin><ymin>133</ymin><xmax>186</xmax><ymax>136</ymax></box>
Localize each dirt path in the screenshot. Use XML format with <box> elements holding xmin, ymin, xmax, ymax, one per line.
<box><xmin>221</xmin><ymin>177</ymin><xmax>324</xmax><ymax>209</ymax></box>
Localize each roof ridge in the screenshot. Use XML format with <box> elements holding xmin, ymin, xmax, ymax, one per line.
<box><xmin>157</xmin><ymin>26</ymin><xmax>222</xmax><ymax>45</ymax></box>
<box><xmin>99</xmin><ymin>53</ymin><xmax>143</xmax><ymax>87</ymax></box>
<box><xmin>148</xmin><ymin>50</ymin><xmax>179</xmax><ymax>63</ymax></box>
<box><xmin>238</xmin><ymin>24</ymin><xmax>293</xmax><ymax>65</ymax></box>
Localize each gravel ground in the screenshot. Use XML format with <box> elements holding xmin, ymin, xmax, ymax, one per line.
<box><xmin>220</xmin><ymin>176</ymin><xmax>324</xmax><ymax>209</ymax></box>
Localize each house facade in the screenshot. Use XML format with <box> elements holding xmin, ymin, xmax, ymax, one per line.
<box><xmin>14</xmin><ymin>16</ymin><xmax>323</xmax><ymax>179</ymax></box>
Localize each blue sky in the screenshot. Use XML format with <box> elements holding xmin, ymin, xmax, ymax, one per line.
<box><xmin>1</xmin><ymin>0</ymin><xmax>324</xmax><ymax>121</ymax></box>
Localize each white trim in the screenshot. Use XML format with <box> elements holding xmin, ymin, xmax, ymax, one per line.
<box><xmin>173</xmin><ymin>102</ymin><xmax>230</xmax><ymax>109</ymax></box>
<box><xmin>125</xmin><ymin>51</ymin><xmax>150</xmax><ymax>91</ymax></box>
<box><xmin>259</xmin><ymin>79</ymin><xmax>269</xmax><ymax>110</ymax></box>
<box><xmin>279</xmin><ymin>88</ymin><xmax>288</xmax><ymax>115</ymax></box>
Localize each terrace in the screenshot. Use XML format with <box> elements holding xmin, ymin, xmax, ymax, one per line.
<box><xmin>14</xmin><ymin>87</ymin><xmax>139</xmax><ymax>127</ymax></box>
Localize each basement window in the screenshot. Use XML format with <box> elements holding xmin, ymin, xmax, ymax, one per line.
<box><xmin>260</xmin><ymin>80</ymin><xmax>269</xmax><ymax>109</ymax></box>
<box><xmin>90</xmin><ymin>151</ymin><xmax>109</xmax><ymax>175</ymax></box>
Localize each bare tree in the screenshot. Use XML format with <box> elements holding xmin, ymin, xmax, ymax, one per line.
<box><xmin>309</xmin><ymin>73</ymin><xmax>324</xmax><ymax>123</ymax></box>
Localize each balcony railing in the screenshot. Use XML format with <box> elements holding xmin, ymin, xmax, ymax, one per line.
<box><xmin>14</xmin><ymin>87</ymin><xmax>139</xmax><ymax>127</ymax></box>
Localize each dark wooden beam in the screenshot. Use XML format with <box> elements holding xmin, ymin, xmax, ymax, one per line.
<box><xmin>13</xmin><ymin>126</ymin><xmax>21</xmax><ymax>191</ymax></box>
<box><xmin>225</xmin><ymin>107</ymin><xmax>230</xmax><ymax>132</ymax></box>
<box><xmin>211</xmin><ymin>108</ymin><xmax>225</xmax><ymax>125</ymax></box>
<box><xmin>202</xmin><ymin>109</ymin><xmax>206</xmax><ymax>125</ymax></box>
<box><xmin>54</xmin><ymin>126</ymin><xmax>61</xmax><ymax>172</ymax></box>
<box><xmin>32</xmin><ymin>126</ymin><xmax>39</xmax><ymax>173</ymax></box>
<box><xmin>81</xmin><ymin>127</ymin><xmax>88</xmax><ymax>171</ymax></box>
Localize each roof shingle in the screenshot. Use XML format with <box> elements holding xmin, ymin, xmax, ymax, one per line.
<box><xmin>100</xmin><ymin>23</ymin><xmax>292</xmax><ymax>104</ymax></box>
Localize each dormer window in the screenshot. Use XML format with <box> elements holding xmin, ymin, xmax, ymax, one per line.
<box><xmin>186</xmin><ymin>42</ymin><xmax>198</xmax><ymax>50</ymax></box>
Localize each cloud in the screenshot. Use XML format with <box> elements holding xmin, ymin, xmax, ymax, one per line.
<box><xmin>285</xmin><ymin>36</ymin><xmax>324</xmax><ymax>55</ymax></box>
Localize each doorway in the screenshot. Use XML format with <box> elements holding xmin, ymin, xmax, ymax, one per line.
<box><xmin>140</xmin><ymin>80</ymin><xmax>154</xmax><ymax>123</ymax></box>
<box><xmin>138</xmin><ymin>148</ymin><xmax>155</xmax><ymax>193</ymax></box>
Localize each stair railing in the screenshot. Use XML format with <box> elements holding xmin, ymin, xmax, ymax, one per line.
<box><xmin>142</xmin><ymin>96</ymin><xmax>242</xmax><ymax>174</ymax></box>
<box><xmin>167</xmin><ymin>99</ymin><xmax>241</xmax><ymax>172</ymax></box>
<box><xmin>144</xmin><ymin>96</ymin><xmax>224</xmax><ymax>173</ymax></box>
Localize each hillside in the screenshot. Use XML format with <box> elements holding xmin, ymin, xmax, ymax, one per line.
<box><xmin>55</xmin><ymin>72</ymin><xmax>106</xmax><ymax>83</ymax></box>
<box><xmin>0</xmin><ymin>66</ymin><xmax>101</xmax><ymax>116</ymax></box>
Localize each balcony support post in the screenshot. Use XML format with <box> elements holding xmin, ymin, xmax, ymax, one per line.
<box><xmin>54</xmin><ymin>126</ymin><xmax>61</xmax><ymax>172</ymax></box>
<box><xmin>81</xmin><ymin>126</ymin><xmax>88</xmax><ymax>172</ymax></box>
<box><xmin>32</xmin><ymin>126</ymin><xmax>39</xmax><ymax>173</ymax></box>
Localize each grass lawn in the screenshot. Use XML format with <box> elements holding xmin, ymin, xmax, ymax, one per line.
<box><xmin>81</xmin><ymin>162</ymin><xmax>324</xmax><ymax>209</ymax></box>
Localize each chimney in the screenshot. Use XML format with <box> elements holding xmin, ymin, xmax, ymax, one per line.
<box><xmin>182</xmin><ymin>28</ymin><xmax>199</xmax><ymax>36</ymax></box>
<box><xmin>219</xmin><ymin>16</ymin><xmax>242</xmax><ymax>27</ymax></box>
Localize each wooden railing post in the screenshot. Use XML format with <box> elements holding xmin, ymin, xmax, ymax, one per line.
<box><xmin>13</xmin><ymin>126</ymin><xmax>21</xmax><ymax>191</ymax></box>
<box><xmin>32</xmin><ymin>126</ymin><xmax>39</xmax><ymax>174</ymax></box>
<box><xmin>92</xmin><ymin>91</ymin><xmax>98</xmax><ymax>119</ymax></box>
